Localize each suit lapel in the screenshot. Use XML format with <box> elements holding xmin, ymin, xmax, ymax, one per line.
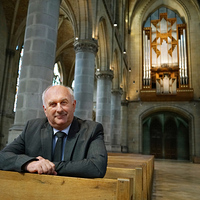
<box><xmin>64</xmin><ymin>117</ymin><xmax>80</xmax><ymax>161</ymax></box>
<box><xmin>41</xmin><ymin>122</ymin><xmax>53</xmax><ymax>161</ymax></box>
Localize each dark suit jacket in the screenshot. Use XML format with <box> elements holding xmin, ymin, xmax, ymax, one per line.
<box><xmin>0</xmin><ymin>117</ymin><xmax>107</xmax><ymax>178</ymax></box>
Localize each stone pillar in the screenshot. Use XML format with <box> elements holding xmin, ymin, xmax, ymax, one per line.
<box><xmin>73</xmin><ymin>39</ymin><xmax>98</xmax><ymax>120</ymax></box>
<box><xmin>121</xmin><ymin>98</ymin><xmax>129</xmax><ymax>153</ymax></box>
<box><xmin>0</xmin><ymin>49</ymin><xmax>15</xmax><ymax>148</ymax></box>
<box><xmin>110</xmin><ymin>88</ymin><xmax>123</xmax><ymax>152</ymax></box>
<box><xmin>96</xmin><ymin>70</ymin><xmax>113</xmax><ymax>150</ymax></box>
<box><xmin>8</xmin><ymin>0</ymin><xmax>60</xmax><ymax>143</ymax></box>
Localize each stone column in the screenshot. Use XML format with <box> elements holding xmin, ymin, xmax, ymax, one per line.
<box><xmin>8</xmin><ymin>0</ymin><xmax>60</xmax><ymax>143</ymax></box>
<box><xmin>110</xmin><ymin>88</ymin><xmax>123</xmax><ymax>152</ymax></box>
<box><xmin>73</xmin><ymin>39</ymin><xmax>98</xmax><ymax>120</ymax></box>
<box><xmin>121</xmin><ymin>97</ymin><xmax>129</xmax><ymax>153</ymax></box>
<box><xmin>0</xmin><ymin>49</ymin><xmax>15</xmax><ymax>148</ymax></box>
<box><xmin>96</xmin><ymin>70</ymin><xmax>113</xmax><ymax>150</ymax></box>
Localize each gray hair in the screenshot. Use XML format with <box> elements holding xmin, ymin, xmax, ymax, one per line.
<box><xmin>42</xmin><ymin>85</ymin><xmax>74</xmax><ymax>108</ymax></box>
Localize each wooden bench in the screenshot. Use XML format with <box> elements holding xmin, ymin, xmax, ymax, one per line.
<box><xmin>0</xmin><ymin>170</ymin><xmax>132</xmax><ymax>200</ymax></box>
<box><xmin>108</xmin><ymin>157</ymin><xmax>151</xmax><ymax>200</ymax></box>
<box><xmin>108</xmin><ymin>153</ymin><xmax>154</xmax><ymax>186</ymax></box>
<box><xmin>105</xmin><ymin>166</ymin><xmax>143</xmax><ymax>200</ymax></box>
<box><xmin>107</xmin><ymin>154</ymin><xmax>154</xmax><ymax>200</ymax></box>
<box><xmin>109</xmin><ymin>153</ymin><xmax>154</xmax><ymax>187</ymax></box>
<box><xmin>108</xmin><ymin>159</ymin><xmax>147</xmax><ymax>200</ymax></box>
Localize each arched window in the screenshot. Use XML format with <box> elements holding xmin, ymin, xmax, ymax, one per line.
<box><xmin>14</xmin><ymin>46</ymin><xmax>24</xmax><ymax>112</ymax></box>
<box><xmin>71</xmin><ymin>80</ymin><xmax>75</xmax><ymax>90</ymax></box>
<box><xmin>53</xmin><ymin>62</ymin><xmax>63</xmax><ymax>85</ymax></box>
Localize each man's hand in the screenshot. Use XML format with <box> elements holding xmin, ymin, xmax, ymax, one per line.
<box><xmin>25</xmin><ymin>156</ymin><xmax>57</xmax><ymax>175</ymax></box>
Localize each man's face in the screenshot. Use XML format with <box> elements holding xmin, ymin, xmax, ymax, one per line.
<box><xmin>43</xmin><ymin>85</ymin><xmax>76</xmax><ymax>130</ymax></box>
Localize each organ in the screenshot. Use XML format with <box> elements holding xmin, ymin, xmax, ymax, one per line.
<box><xmin>142</xmin><ymin>13</ymin><xmax>188</xmax><ymax>94</ymax></box>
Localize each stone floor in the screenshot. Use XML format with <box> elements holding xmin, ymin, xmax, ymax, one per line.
<box><xmin>152</xmin><ymin>159</ymin><xmax>200</xmax><ymax>200</ymax></box>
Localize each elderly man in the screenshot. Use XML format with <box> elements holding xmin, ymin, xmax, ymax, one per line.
<box><xmin>0</xmin><ymin>85</ymin><xmax>107</xmax><ymax>178</ymax></box>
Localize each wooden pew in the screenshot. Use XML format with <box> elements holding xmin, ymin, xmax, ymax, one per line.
<box><xmin>108</xmin><ymin>153</ymin><xmax>154</xmax><ymax>179</ymax></box>
<box><xmin>108</xmin><ymin>159</ymin><xmax>147</xmax><ymax>200</ymax></box>
<box><xmin>108</xmin><ymin>157</ymin><xmax>150</xmax><ymax>200</ymax></box>
<box><xmin>108</xmin><ymin>152</ymin><xmax>154</xmax><ymax>188</ymax></box>
<box><xmin>107</xmin><ymin>154</ymin><xmax>154</xmax><ymax>200</ymax></box>
<box><xmin>105</xmin><ymin>166</ymin><xmax>143</xmax><ymax>200</ymax></box>
<box><xmin>0</xmin><ymin>170</ymin><xmax>132</xmax><ymax>200</ymax></box>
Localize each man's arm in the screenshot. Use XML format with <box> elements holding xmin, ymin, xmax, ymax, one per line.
<box><xmin>0</xmin><ymin>132</ymin><xmax>37</xmax><ymax>172</ymax></box>
<box><xmin>0</xmin><ymin>138</ymin><xmax>56</xmax><ymax>175</ymax></box>
<box><xmin>0</xmin><ymin>118</ymin><xmax>56</xmax><ymax>174</ymax></box>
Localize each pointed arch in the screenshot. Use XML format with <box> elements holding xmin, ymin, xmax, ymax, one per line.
<box><xmin>60</xmin><ymin>0</ymin><xmax>78</xmax><ymax>38</ymax></box>
<box><xmin>97</xmin><ymin>17</ymin><xmax>109</xmax><ymax>71</ymax></box>
<box><xmin>77</xmin><ymin>0</ymin><xmax>93</xmax><ymax>39</ymax></box>
<box><xmin>57</xmin><ymin>1</ymin><xmax>77</xmax><ymax>87</ymax></box>
<box><xmin>129</xmin><ymin>0</ymin><xmax>191</xmax><ymax>28</ymax></box>
<box><xmin>140</xmin><ymin>105</ymin><xmax>194</xmax><ymax>160</ymax></box>
<box><xmin>127</xmin><ymin>0</ymin><xmax>199</xmax><ymax>100</ymax></box>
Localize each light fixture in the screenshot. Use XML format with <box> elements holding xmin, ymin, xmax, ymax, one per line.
<box><xmin>129</xmin><ymin>68</ymin><xmax>131</xmax><ymax>72</ymax></box>
<box><xmin>123</xmin><ymin>49</ymin><xmax>126</xmax><ymax>54</ymax></box>
<box><xmin>114</xmin><ymin>21</ymin><xmax>117</xmax><ymax>27</ymax></box>
<box><xmin>75</xmin><ymin>37</ymin><xmax>78</xmax><ymax>40</ymax></box>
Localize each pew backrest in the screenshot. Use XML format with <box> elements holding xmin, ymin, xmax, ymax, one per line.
<box><xmin>0</xmin><ymin>170</ymin><xmax>132</xmax><ymax>200</ymax></box>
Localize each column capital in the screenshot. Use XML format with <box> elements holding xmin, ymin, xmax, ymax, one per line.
<box><xmin>111</xmin><ymin>88</ymin><xmax>123</xmax><ymax>95</ymax></box>
<box><xmin>74</xmin><ymin>39</ymin><xmax>98</xmax><ymax>54</ymax></box>
<box><xmin>96</xmin><ymin>70</ymin><xmax>114</xmax><ymax>80</ymax></box>
<box><xmin>121</xmin><ymin>100</ymin><xmax>129</xmax><ymax>106</ymax></box>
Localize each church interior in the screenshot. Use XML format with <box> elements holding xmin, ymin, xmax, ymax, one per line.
<box><xmin>1</xmin><ymin>0</ymin><xmax>200</xmax><ymax>199</ymax></box>
<box><xmin>0</xmin><ymin>0</ymin><xmax>200</xmax><ymax>164</ymax></box>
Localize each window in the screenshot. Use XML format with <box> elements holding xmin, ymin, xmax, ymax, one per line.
<box><xmin>14</xmin><ymin>47</ymin><xmax>24</xmax><ymax>112</ymax></box>
<box><xmin>71</xmin><ymin>80</ymin><xmax>75</xmax><ymax>90</ymax></box>
<box><xmin>53</xmin><ymin>62</ymin><xmax>63</xmax><ymax>85</ymax></box>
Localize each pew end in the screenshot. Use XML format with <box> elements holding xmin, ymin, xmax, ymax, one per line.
<box><xmin>105</xmin><ymin>167</ymin><xmax>143</xmax><ymax>200</ymax></box>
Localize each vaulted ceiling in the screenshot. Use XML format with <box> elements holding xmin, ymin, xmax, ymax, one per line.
<box><xmin>1</xmin><ymin>0</ymin><xmax>77</xmax><ymax>86</ymax></box>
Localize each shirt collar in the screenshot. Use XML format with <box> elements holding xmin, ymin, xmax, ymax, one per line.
<box><xmin>53</xmin><ymin>124</ymin><xmax>71</xmax><ymax>136</ymax></box>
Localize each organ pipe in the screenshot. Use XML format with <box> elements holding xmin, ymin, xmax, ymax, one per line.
<box><xmin>148</xmin><ymin>39</ymin><xmax>150</xmax><ymax>79</ymax></box>
<box><xmin>143</xmin><ymin>30</ymin><xmax>146</xmax><ymax>80</ymax></box>
<box><xmin>143</xmin><ymin>31</ymin><xmax>151</xmax><ymax>86</ymax></box>
<box><xmin>181</xmin><ymin>34</ymin><xmax>185</xmax><ymax>80</ymax></box>
<box><xmin>178</xmin><ymin>39</ymin><xmax>182</xmax><ymax>78</ymax></box>
<box><xmin>183</xmin><ymin>29</ymin><xmax>188</xmax><ymax>79</ymax></box>
<box><xmin>178</xmin><ymin>28</ymin><xmax>188</xmax><ymax>85</ymax></box>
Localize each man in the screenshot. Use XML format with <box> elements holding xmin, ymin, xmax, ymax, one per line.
<box><xmin>0</xmin><ymin>85</ymin><xmax>107</xmax><ymax>178</ymax></box>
